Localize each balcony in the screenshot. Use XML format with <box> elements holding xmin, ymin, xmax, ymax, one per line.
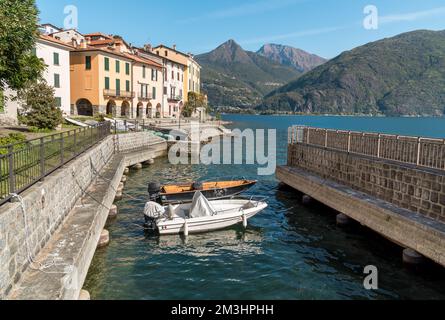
<box><xmin>103</xmin><ymin>89</ymin><xmax>135</xmax><ymax>99</ymax></box>
<box><xmin>138</xmin><ymin>92</ymin><xmax>153</xmax><ymax>101</ymax></box>
<box><xmin>168</xmin><ymin>95</ymin><xmax>182</xmax><ymax>102</ymax></box>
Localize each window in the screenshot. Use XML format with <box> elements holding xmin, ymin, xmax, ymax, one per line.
<box><xmin>177</xmin><ymin>72</ymin><xmax>180</xmax><ymax>81</ymax></box>
<box><xmin>105</xmin><ymin>77</ymin><xmax>110</xmax><ymax>90</ymax></box>
<box><xmin>125</xmin><ymin>63</ymin><xmax>130</xmax><ymax>75</ymax></box>
<box><xmin>152</xmin><ymin>87</ymin><xmax>156</xmax><ymax>100</ymax></box>
<box><xmin>163</xmin><ymin>87</ymin><xmax>167</xmax><ymax>95</ymax></box>
<box><xmin>31</xmin><ymin>48</ymin><xmax>37</xmax><ymax>56</ymax></box>
<box><xmin>104</xmin><ymin>57</ymin><xmax>110</xmax><ymax>71</ymax></box>
<box><xmin>116</xmin><ymin>79</ymin><xmax>121</xmax><ymax>95</ymax></box>
<box><xmin>116</xmin><ymin>60</ymin><xmax>120</xmax><ymax>73</ymax></box>
<box><xmin>53</xmin><ymin>52</ymin><xmax>60</xmax><ymax>65</ymax></box>
<box><xmin>85</xmin><ymin>56</ymin><xmax>91</xmax><ymax>70</ymax></box>
<box><xmin>55</xmin><ymin>97</ymin><xmax>62</xmax><ymax>107</ymax></box>
<box><xmin>143</xmin><ymin>66</ymin><xmax>146</xmax><ymax>78</ymax></box>
<box><xmin>54</xmin><ymin>74</ymin><xmax>60</xmax><ymax>88</ymax></box>
<box><xmin>126</xmin><ymin>80</ymin><xmax>130</xmax><ymax>92</ymax></box>
<box><xmin>179</xmin><ymin>90</ymin><xmax>183</xmax><ymax>98</ymax></box>
<box><xmin>151</xmin><ymin>69</ymin><xmax>155</xmax><ymax>81</ymax></box>
<box><xmin>171</xmin><ymin>71</ymin><xmax>174</xmax><ymax>79</ymax></box>
<box><xmin>164</xmin><ymin>71</ymin><xmax>167</xmax><ymax>81</ymax></box>
<box><xmin>165</xmin><ymin>50</ymin><xmax>168</xmax><ymax>57</ymax></box>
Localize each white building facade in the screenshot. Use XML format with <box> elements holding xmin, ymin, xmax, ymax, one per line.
<box><xmin>163</xmin><ymin>60</ymin><xmax>185</xmax><ymax>118</ymax></box>
<box><xmin>36</xmin><ymin>36</ymin><xmax>73</xmax><ymax>115</ymax></box>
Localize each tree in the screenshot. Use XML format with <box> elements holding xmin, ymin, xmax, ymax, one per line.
<box><xmin>19</xmin><ymin>82</ymin><xmax>63</xmax><ymax>130</ymax></box>
<box><xmin>0</xmin><ymin>0</ymin><xmax>44</xmax><ymax>91</ymax></box>
<box><xmin>182</xmin><ymin>92</ymin><xmax>208</xmax><ymax>117</ymax></box>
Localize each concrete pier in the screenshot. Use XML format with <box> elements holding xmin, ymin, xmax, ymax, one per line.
<box><xmin>403</xmin><ymin>249</ymin><xmax>425</xmax><ymax>266</ymax></box>
<box><xmin>336</xmin><ymin>213</ymin><xmax>352</xmax><ymax>227</ymax></box>
<box><xmin>132</xmin><ymin>163</ymin><xmax>143</xmax><ymax>170</ymax></box>
<box><xmin>78</xmin><ymin>290</ymin><xmax>91</xmax><ymax>301</ymax></box>
<box><xmin>97</xmin><ymin>229</ymin><xmax>110</xmax><ymax>248</ymax></box>
<box><xmin>279</xmin><ymin>126</ymin><xmax>445</xmax><ymax>268</ymax></box>
<box><xmin>108</xmin><ymin>205</ymin><xmax>118</xmax><ymax>219</ymax></box>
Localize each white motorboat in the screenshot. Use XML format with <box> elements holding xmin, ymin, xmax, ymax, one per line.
<box><xmin>144</xmin><ymin>191</ymin><xmax>268</xmax><ymax>236</ymax></box>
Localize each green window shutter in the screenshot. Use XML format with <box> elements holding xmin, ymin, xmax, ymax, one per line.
<box><xmin>116</xmin><ymin>61</ymin><xmax>120</xmax><ymax>73</ymax></box>
<box><xmin>53</xmin><ymin>52</ymin><xmax>59</xmax><ymax>65</ymax></box>
<box><xmin>116</xmin><ymin>79</ymin><xmax>121</xmax><ymax>95</ymax></box>
<box><xmin>152</xmin><ymin>87</ymin><xmax>156</xmax><ymax>100</ymax></box>
<box><xmin>85</xmin><ymin>56</ymin><xmax>91</xmax><ymax>70</ymax></box>
<box><xmin>105</xmin><ymin>57</ymin><xmax>109</xmax><ymax>71</ymax></box>
<box><xmin>126</xmin><ymin>63</ymin><xmax>130</xmax><ymax>75</ymax></box>
<box><xmin>54</xmin><ymin>74</ymin><xmax>60</xmax><ymax>88</ymax></box>
<box><xmin>55</xmin><ymin>97</ymin><xmax>62</xmax><ymax>107</ymax></box>
<box><xmin>126</xmin><ymin>80</ymin><xmax>130</xmax><ymax>92</ymax></box>
<box><xmin>105</xmin><ymin>77</ymin><xmax>110</xmax><ymax>90</ymax></box>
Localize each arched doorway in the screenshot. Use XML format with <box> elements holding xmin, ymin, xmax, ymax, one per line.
<box><xmin>76</xmin><ymin>99</ymin><xmax>93</xmax><ymax>116</ymax></box>
<box><xmin>146</xmin><ymin>102</ymin><xmax>153</xmax><ymax>118</ymax></box>
<box><xmin>156</xmin><ymin>103</ymin><xmax>162</xmax><ymax>118</ymax></box>
<box><xmin>121</xmin><ymin>101</ymin><xmax>130</xmax><ymax>117</ymax></box>
<box><xmin>136</xmin><ymin>102</ymin><xmax>144</xmax><ymax>119</ymax></box>
<box><xmin>106</xmin><ymin>100</ymin><xmax>116</xmax><ymax>117</ymax></box>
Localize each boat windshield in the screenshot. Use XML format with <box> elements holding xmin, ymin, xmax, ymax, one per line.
<box><xmin>189</xmin><ymin>192</ymin><xmax>216</xmax><ymax>218</ymax></box>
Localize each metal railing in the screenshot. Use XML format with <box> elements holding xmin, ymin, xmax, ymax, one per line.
<box><xmin>0</xmin><ymin>122</ymin><xmax>111</xmax><ymax>205</ymax></box>
<box><xmin>103</xmin><ymin>89</ymin><xmax>135</xmax><ymax>99</ymax></box>
<box><xmin>168</xmin><ymin>95</ymin><xmax>182</xmax><ymax>101</ymax></box>
<box><xmin>288</xmin><ymin>126</ymin><xmax>445</xmax><ymax>171</ymax></box>
<box><xmin>137</xmin><ymin>92</ymin><xmax>153</xmax><ymax>100</ymax></box>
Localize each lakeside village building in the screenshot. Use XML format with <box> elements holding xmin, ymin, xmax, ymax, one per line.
<box><xmin>0</xmin><ymin>23</ymin><xmax>203</xmax><ymax>126</ymax></box>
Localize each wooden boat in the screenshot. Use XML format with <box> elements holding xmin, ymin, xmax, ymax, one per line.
<box><xmin>148</xmin><ymin>180</ymin><xmax>257</xmax><ymax>205</ymax></box>
<box><xmin>144</xmin><ymin>192</ymin><xmax>268</xmax><ymax>235</ymax></box>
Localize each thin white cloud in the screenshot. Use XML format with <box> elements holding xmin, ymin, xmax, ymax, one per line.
<box><xmin>178</xmin><ymin>0</ymin><xmax>305</xmax><ymax>24</ymax></box>
<box><xmin>239</xmin><ymin>26</ymin><xmax>347</xmax><ymax>46</ymax></box>
<box><xmin>380</xmin><ymin>6</ymin><xmax>445</xmax><ymax>24</ymax></box>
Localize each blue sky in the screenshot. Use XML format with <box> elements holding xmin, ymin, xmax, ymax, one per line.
<box><xmin>36</xmin><ymin>0</ymin><xmax>445</xmax><ymax>58</ymax></box>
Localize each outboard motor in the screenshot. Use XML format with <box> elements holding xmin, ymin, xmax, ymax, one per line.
<box><xmin>144</xmin><ymin>201</ymin><xmax>165</xmax><ymax>230</ymax></box>
<box><xmin>148</xmin><ymin>182</ymin><xmax>161</xmax><ymax>202</ymax></box>
<box><xmin>192</xmin><ymin>182</ymin><xmax>204</xmax><ymax>191</ymax></box>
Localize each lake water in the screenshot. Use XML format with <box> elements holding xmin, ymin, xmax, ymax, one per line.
<box><xmin>84</xmin><ymin>115</ymin><xmax>445</xmax><ymax>300</ymax></box>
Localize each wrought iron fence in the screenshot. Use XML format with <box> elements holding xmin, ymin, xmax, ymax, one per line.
<box><xmin>0</xmin><ymin>122</ymin><xmax>111</xmax><ymax>205</ymax></box>
<box><xmin>288</xmin><ymin>126</ymin><xmax>445</xmax><ymax>171</ymax></box>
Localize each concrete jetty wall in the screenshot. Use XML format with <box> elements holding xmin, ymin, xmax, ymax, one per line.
<box><xmin>0</xmin><ymin>132</ymin><xmax>167</xmax><ymax>299</ymax></box>
<box><xmin>288</xmin><ymin>143</ymin><xmax>445</xmax><ymax>223</ymax></box>
<box><xmin>280</xmin><ymin>126</ymin><xmax>445</xmax><ymax>267</ymax></box>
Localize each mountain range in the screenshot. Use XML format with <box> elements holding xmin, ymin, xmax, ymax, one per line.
<box><xmin>260</xmin><ymin>30</ymin><xmax>445</xmax><ymax>116</ymax></box>
<box><xmin>196</xmin><ymin>40</ymin><xmax>326</xmax><ymax>107</ymax></box>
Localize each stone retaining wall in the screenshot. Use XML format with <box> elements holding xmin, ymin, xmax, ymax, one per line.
<box><xmin>288</xmin><ymin>144</ymin><xmax>445</xmax><ymax>224</ymax></box>
<box><xmin>0</xmin><ymin>132</ymin><xmax>168</xmax><ymax>299</ymax></box>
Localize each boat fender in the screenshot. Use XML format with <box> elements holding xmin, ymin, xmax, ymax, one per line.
<box><xmin>184</xmin><ymin>219</ymin><xmax>189</xmax><ymax>237</ymax></box>
<box><xmin>243</xmin><ymin>213</ymin><xmax>248</xmax><ymax>228</ymax></box>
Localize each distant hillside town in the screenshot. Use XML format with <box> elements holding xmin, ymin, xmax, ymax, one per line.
<box><xmin>0</xmin><ymin>23</ymin><xmax>205</xmax><ymax>126</ymax></box>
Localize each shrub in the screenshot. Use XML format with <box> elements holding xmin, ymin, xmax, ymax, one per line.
<box><xmin>0</xmin><ymin>133</ymin><xmax>27</xmax><ymax>154</ymax></box>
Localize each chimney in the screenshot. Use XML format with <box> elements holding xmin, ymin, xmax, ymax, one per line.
<box><xmin>80</xmin><ymin>39</ymin><xmax>87</xmax><ymax>49</ymax></box>
<box><xmin>144</xmin><ymin>44</ymin><xmax>152</xmax><ymax>52</ymax></box>
<box><xmin>173</xmin><ymin>44</ymin><xmax>177</xmax><ymax>50</ymax></box>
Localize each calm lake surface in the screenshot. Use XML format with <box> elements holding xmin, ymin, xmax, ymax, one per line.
<box><xmin>84</xmin><ymin>115</ymin><xmax>445</xmax><ymax>300</ymax></box>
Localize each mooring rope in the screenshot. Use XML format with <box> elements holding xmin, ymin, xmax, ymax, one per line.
<box><xmin>10</xmin><ymin>193</ymin><xmax>73</xmax><ymax>275</ymax></box>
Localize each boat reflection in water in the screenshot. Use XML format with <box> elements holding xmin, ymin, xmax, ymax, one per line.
<box><xmin>145</xmin><ymin>227</ymin><xmax>264</xmax><ymax>258</ymax></box>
